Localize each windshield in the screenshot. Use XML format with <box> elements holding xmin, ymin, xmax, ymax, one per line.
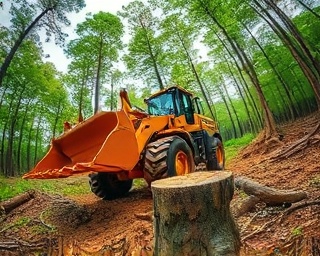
<box><xmin>146</xmin><ymin>92</ymin><xmax>174</xmax><ymax>116</ymax></box>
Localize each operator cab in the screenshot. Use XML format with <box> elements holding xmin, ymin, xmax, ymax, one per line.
<box><xmin>145</xmin><ymin>86</ymin><xmax>203</xmax><ymax>124</ymax></box>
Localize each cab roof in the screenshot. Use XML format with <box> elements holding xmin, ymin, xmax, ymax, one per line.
<box><xmin>147</xmin><ymin>85</ymin><xmax>194</xmax><ymax>100</ymax></box>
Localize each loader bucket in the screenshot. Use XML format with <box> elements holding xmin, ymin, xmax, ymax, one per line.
<box><xmin>23</xmin><ymin>110</ymin><xmax>140</xmax><ymax>179</ymax></box>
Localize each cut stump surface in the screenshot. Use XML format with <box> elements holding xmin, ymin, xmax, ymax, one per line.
<box><xmin>152</xmin><ymin>171</ymin><xmax>240</xmax><ymax>256</ymax></box>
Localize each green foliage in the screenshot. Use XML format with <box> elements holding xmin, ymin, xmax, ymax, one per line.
<box><xmin>224</xmin><ymin>133</ymin><xmax>255</xmax><ymax>147</ymax></box>
<box><xmin>291</xmin><ymin>226</ymin><xmax>303</xmax><ymax>236</ymax></box>
<box><xmin>0</xmin><ymin>217</ymin><xmax>31</xmax><ymax>233</ymax></box>
<box><xmin>309</xmin><ymin>175</ymin><xmax>320</xmax><ymax>188</ymax></box>
<box><xmin>0</xmin><ymin>176</ymin><xmax>90</xmax><ymax>201</ymax></box>
<box><xmin>133</xmin><ymin>178</ymin><xmax>148</xmax><ymax>189</ymax></box>
<box><xmin>31</xmin><ymin>223</ymin><xmax>54</xmax><ymax>235</ymax></box>
<box><xmin>224</xmin><ymin>133</ymin><xmax>255</xmax><ymax>164</ymax></box>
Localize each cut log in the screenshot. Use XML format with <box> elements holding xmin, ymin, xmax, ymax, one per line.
<box><xmin>151</xmin><ymin>171</ymin><xmax>240</xmax><ymax>256</ymax></box>
<box><xmin>234</xmin><ymin>176</ymin><xmax>307</xmax><ymax>206</ymax></box>
<box><xmin>0</xmin><ymin>190</ymin><xmax>35</xmax><ymax>214</ymax></box>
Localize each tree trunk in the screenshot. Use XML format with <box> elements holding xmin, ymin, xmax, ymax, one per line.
<box><xmin>297</xmin><ymin>0</ymin><xmax>320</xmax><ymax>20</ymax></box>
<box><xmin>177</xmin><ymin>30</ymin><xmax>216</xmax><ymax>120</ymax></box>
<box><xmin>0</xmin><ymin>8</ymin><xmax>50</xmax><ymax>87</ymax></box>
<box><xmin>243</xmin><ymin>22</ymin><xmax>298</xmax><ymax>120</ymax></box>
<box><xmin>218</xmin><ymin>86</ymin><xmax>238</xmax><ymax>138</ymax></box>
<box><xmin>224</xmin><ymin>57</ymin><xmax>256</xmax><ymax>134</ymax></box>
<box><xmin>222</xmin><ymin>80</ymin><xmax>244</xmax><ymax>137</ymax></box>
<box><xmin>152</xmin><ymin>171</ymin><xmax>240</xmax><ymax>256</ymax></box>
<box><xmin>251</xmin><ymin>0</ymin><xmax>320</xmax><ymax>108</ymax></box>
<box><xmin>139</xmin><ymin>17</ymin><xmax>164</xmax><ymax>90</ymax></box>
<box><xmin>94</xmin><ymin>36</ymin><xmax>103</xmax><ymax>114</ymax></box>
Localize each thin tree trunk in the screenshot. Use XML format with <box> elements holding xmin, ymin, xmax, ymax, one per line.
<box><xmin>243</xmin><ymin>22</ymin><xmax>298</xmax><ymax>119</ymax></box>
<box><xmin>1</xmin><ymin>120</ymin><xmax>9</xmax><ymax>176</ymax></box>
<box><xmin>264</xmin><ymin>0</ymin><xmax>320</xmax><ymax>77</ymax></box>
<box><xmin>33</xmin><ymin>116</ymin><xmax>43</xmax><ymax>167</ymax></box>
<box><xmin>176</xmin><ymin>30</ymin><xmax>216</xmax><ymax>120</ymax></box>
<box><xmin>52</xmin><ymin>97</ymin><xmax>64</xmax><ymax>137</ymax></box>
<box><xmin>94</xmin><ymin>36</ymin><xmax>103</xmax><ymax>114</ymax></box>
<box><xmin>251</xmin><ymin>0</ymin><xmax>320</xmax><ymax>108</ymax></box>
<box><xmin>221</xmin><ymin>80</ymin><xmax>244</xmax><ymax>137</ymax></box>
<box><xmin>0</xmin><ymin>8</ymin><xmax>51</xmax><ymax>87</ymax></box>
<box><xmin>296</xmin><ymin>0</ymin><xmax>320</xmax><ymax>19</ymax></box>
<box><xmin>224</xmin><ymin>57</ymin><xmax>257</xmax><ymax>133</ymax></box>
<box><xmin>26</xmin><ymin>115</ymin><xmax>36</xmax><ymax>172</ymax></box>
<box><xmin>200</xmin><ymin>9</ymin><xmax>276</xmax><ymax>137</ymax></box>
<box><xmin>17</xmin><ymin>100</ymin><xmax>32</xmax><ymax>174</ymax></box>
<box><xmin>6</xmin><ymin>86</ymin><xmax>26</xmax><ymax>176</ymax></box>
<box><xmin>139</xmin><ymin>17</ymin><xmax>164</xmax><ymax>90</ymax></box>
<box><xmin>215</xmin><ymin>32</ymin><xmax>264</xmax><ymax>130</ymax></box>
<box><xmin>217</xmin><ymin>85</ymin><xmax>238</xmax><ymax>137</ymax></box>
<box><xmin>290</xmin><ymin>67</ymin><xmax>314</xmax><ymax>114</ymax></box>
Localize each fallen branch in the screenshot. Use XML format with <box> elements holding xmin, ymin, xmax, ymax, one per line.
<box><xmin>270</xmin><ymin>122</ymin><xmax>320</xmax><ymax>161</ymax></box>
<box><xmin>0</xmin><ymin>241</ymin><xmax>19</xmax><ymax>250</ymax></box>
<box><xmin>234</xmin><ymin>176</ymin><xmax>307</xmax><ymax>206</ymax></box>
<box><xmin>0</xmin><ymin>190</ymin><xmax>35</xmax><ymax>214</ymax></box>
<box><xmin>280</xmin><ymin>200</ymin><xmax>320</xmax><ymax>222</ymax></box>
<box><xmin>241</xmin><ymin>215</ymin><xmax>278</xmax><ymax>241</ymax></box>
<box><xmin>242</xmin><ymin>200</ymin><xmax>320</xmax><ymax>241</ymax></box>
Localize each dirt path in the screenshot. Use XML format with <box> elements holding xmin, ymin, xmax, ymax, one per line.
<box><xmin>0</xmin><ymin>113</ymin><xmax>319</xmax><ymax>255</ymax></box>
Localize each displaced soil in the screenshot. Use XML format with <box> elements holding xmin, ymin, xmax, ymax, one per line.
<box><xmin>0</xmin><ymin>112</ymin><xmax>319</xmax><ymax>256</ymax></box>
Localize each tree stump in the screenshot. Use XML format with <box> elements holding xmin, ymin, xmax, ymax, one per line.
<box><xmin>151</xmin><ymin>171</ymin><xmax>240</xmax><ymax>256</ymax></box>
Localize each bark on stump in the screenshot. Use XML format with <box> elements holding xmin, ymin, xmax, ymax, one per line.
<box><xmin>151</xmin><ymin>171</ymin><xmax>240</xmax><ymax>256</ymax></box>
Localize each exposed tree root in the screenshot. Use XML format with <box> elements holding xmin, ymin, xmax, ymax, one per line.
<box><xmin>270</xmin><ymin>122</ymin><xmax>320</xmax><ymax>161</ymax></box>
<box><xmin>234</xmin><ymin>176</ymin><xmax>307</xmax><ymax>205</ymax></box>
<box><xmin>240</xmin><ymin>131</ymin><xmax>283</xmax><ymax>158</ymax></box>
<box><xmin>241</xmin><ymin>200</ymin><xmax>320</xmax><ymax>241</ymax></box>
<box><xmin>280</xmin><ymin>200</ymin><xmax>320</xmax><ymax>222</ymax></box>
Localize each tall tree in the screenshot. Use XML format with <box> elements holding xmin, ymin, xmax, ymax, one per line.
<box><xmin>75</xmin><ymin>12</ymin><xmax>124</xmax><ymax>113</ymax></box>
<box><xmin>0</xmin><ymin>0</ymin><xmax>85</xmax><ymax>87</ymax></box>
<box><xmin>120</xmin><ymin>1</ymin><xmax>166</xmax><ymax>90</ymax></box>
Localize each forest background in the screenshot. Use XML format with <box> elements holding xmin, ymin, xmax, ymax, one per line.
<box><xmin>0</xmin><ymin>0</ymin><xmax>320</xmax><ymax>177</ymax></box>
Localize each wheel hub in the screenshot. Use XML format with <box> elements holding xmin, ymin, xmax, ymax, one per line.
<box><xmin>175</xmin><ymin>150</ymin><xmax>189</xmax><ymax>176</ymax></box>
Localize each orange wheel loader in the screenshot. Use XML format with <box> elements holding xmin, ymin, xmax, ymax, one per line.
<box><xmin>23</xmin><ymin>86</ymin><xmax>225</xmax><ymax>200</ymax></box>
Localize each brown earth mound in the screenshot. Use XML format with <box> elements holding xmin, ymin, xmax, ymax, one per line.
<box><xmin>0</xmin><ymin>112</ymin><xmax>319</xmax><ymax>255</ymax></box>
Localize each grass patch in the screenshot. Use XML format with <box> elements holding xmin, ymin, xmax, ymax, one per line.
<box><xmin>0</xmin><ymin>216</ymin><xmax>31</xmax><ymax>233</ymax></box>
<box><xmin>309</xmin><ymin>175</ymin><xmax>320</xmax><ymax>188</ymax></box>
<box><xmin>31</xmin><ymin>224</ymin><xmax>54</xmax><ymax>235</ymax></box>
<box><xmin>291</xmin><ymin>226</ymin><xmax>303</xmax><ymax>236</ymax></box>
<box><xmin>224</xmin><ymin>133</ymin><xmax>255</xmax><ymax>165</ymax></box>
<box><xmin>0</xmin><ymin>176</ymin><xmax>91</xmax><ymax>202</ymax></box>
<box><xmin>133</xmin><ymin>178</ymin><xmax>148</xmax><ymax>189</ymax></box>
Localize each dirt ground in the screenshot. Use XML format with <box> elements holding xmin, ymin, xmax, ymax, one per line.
<box><xmin>0</xmin><ymin>112</ymin><xmax>319</xmax><ymax>256</ymax></box>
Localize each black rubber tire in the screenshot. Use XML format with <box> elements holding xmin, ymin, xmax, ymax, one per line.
<box><xmin>89</xmin><ymin>172</ymin><xmax>133</xmax><ymax>200</ymax></box>
<box><xmin>206</xmin><ymin>137</ymin><xmax>225</xmax><ymax>170</ymax></box>
<box><xmin>144</xmin><ymin>136</ymin><xmax>195</xmax><ymax>184</ymax></box>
